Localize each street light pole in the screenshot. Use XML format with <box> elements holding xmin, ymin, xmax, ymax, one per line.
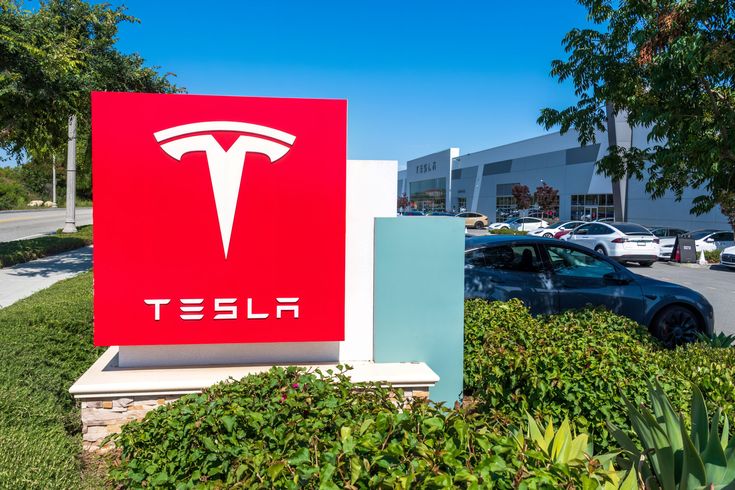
<box><xmin>62</xmin><ymin>114</ymin><xmax>78</xmax><ymax>233</ymax></box>
<box><xmin>52</xmin><ymin>154</ymin><xmax>57</xmax><ymax>206</ymax></box>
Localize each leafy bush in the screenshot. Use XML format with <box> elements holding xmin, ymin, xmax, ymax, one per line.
<box><xmin>464</xmin><ymin>299</ymin><xmax>735</xmax><ymax>453</ymax></box>
<box><xmin>704</xmin><ymin>249</ymin><xmax>721</xmax><ymax>263</ymax></box>
<box><xmin>0</xmin><ymin>225</ymin><xmax>92</xmax><ymax>267</ymax></box>
<box><xmin>487</xmin><ymin>228</ymin><xmax>528</xmax><ymax>236</ymax></box>
<box><xmin>0</xmin><ymin>272</ymin><xmax>102</xmax><ymax>488</ymax></box>
<box><xmin>110</xmin><ymin>366</ymin><xmax>615</xmax><ymax>488</ymax></box>
<box><xmin>0</xmin><ymin>166</ymin><xmax>32</xmax><ymax>210</ymax></box>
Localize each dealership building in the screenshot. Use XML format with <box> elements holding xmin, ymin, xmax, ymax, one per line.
<box><xmin>397</xmin><ymin>113</ymin><xmax>729</xmax><ymax>230</ymax></box>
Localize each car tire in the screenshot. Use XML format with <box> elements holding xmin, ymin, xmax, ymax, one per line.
<box><xmin>639</xmin><ymin>261</ymin><xmax>654</xmax><ymax>267</ymax></box>
<box><xmin>651</xmin><ymin>305</ymin><xmax>702</xmax><ymax>347</ymax></box>
<box><xmin>543</xmin><ymin>233</ymin><xmax>553</xmax><ymax>238</ymax></box>
<box><xmin>474</xmin><ymin>221</ymin><xmax>484</xmax><ymax>229</ymax></box>
<box><xmin>594</xmin><ymin>245</ymin><xmax>607</xmax><ymax>256</ymax></box>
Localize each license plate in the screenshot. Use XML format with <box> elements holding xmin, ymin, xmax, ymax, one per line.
<box><xmin>637</xmin><ymin>241</ymin><xmax>646</xmax><ymax>246</ymax></box>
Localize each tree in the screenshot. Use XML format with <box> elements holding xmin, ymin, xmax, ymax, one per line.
<box><xmin>538</xmin><ymin>0</ymin><xmax>735</xmax><ymax>232</ymax></box>
<box><xmin>535</xmin><ymin>183</ymin><xmax>559</xmax><ymax>220</ymax></box>
<box><xmin>511</xmin><ymin>184</ymin><xmax>532</xmax><ymax>213</ymax></box>
<box><xmin>0</xmin><ymin>0</ymin><xmax>182</xmax><ymax>197</ymax></box>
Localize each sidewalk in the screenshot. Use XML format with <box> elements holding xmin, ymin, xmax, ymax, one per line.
<box><xmin>0</xmin><ymin>246</ymin><xmax>93</xmax><ymax>308</ymax></box>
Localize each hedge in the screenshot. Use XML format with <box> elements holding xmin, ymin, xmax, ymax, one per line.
<box><xmin>464</xmin><ymin>298</ymin><xmax>735</xmax><ymax>452</ymax></box>
<box><xmin>0</xmin><ymin>225</ymin><xmax>93</xmax><ymax>268</ymax></box>
<box><xmin>110</xmin><ymin>367</ymin><xmax>615</xmax><ymax>488</ymax></box>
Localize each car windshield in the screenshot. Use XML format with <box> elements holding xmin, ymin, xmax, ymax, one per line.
<box><xmin>610</xmin><ymin>223</ymin><xmax>652</xmax><ymax>236</ymax></box>
<box><xmin>682</xmin><ymin>230</ymin><xmax>718</xmax><ymax>240</ymax></box>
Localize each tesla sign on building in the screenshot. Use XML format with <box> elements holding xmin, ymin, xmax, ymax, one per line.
<box><xmin>92</xmin><ymin>92</ymin><xmax>347</xmax><ymax>345</ymax></box>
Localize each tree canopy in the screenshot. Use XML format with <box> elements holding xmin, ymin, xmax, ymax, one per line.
<box><xmin>0</xmin><ymin>0</ymin><xmax>181</xmax><ymax>160</ymax></box>
<box><xmin>538</xmin><ymin>0</ymin><xmax>735</xmax><ymax>220</ymax></box>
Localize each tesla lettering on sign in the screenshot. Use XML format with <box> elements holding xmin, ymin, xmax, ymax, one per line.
<box><xmin>92</xmin><ymin>92</ymin><xmax>347</xmax><ymax>345</ymax></box>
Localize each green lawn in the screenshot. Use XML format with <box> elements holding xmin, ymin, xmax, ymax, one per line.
<box><xmin>0</xmin><ymin>225</ymin><xmax>93</xmax><ymax>268</ymax></box>
<box><xmin>0</xmin><ymin>272</ymin><xmax>103</xmax><ymax>489</ymax></box>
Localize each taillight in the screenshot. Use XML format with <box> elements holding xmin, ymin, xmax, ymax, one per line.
<box><xmin>611</xmin><ymin>237</ymin><xmax>628</xmax><ymax>243</ymax></box>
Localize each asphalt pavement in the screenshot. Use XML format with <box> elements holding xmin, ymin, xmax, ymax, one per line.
<box><xmin>628</xmin><ymin>262</ymin><xmax>735</xmax><ymax>336</ymax></box>
<box><xmin>0</xmin><ymin>207</ymin><xmax>93</xmax><ymax>242</ymax></box>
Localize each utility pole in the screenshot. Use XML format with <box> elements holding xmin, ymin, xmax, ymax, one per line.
<box><xmin>52</xmin><ymin>154</ymin><xmax>57</xmax><ymax>206</ymax></box>
<box><xmin>62</xmin><ymin>114</ymin><xmax>78</xmax><ymax>233</ymax></box>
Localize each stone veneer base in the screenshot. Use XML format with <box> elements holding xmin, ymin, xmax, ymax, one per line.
<box><xmin>71</xmin><ymin>347</ymin><xmax>439</xmax><ymax>451</ymax></box>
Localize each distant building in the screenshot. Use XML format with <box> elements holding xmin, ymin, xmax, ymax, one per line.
<box><xmin>397</xmin><ymin>113</ymin><xmax>729</xmax><ymax>230</ymax></box>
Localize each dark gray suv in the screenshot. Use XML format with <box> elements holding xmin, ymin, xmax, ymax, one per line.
<box><xmin>465</xmin><ymin>235</ymin><xmax>714</xmax><ymax>346</ymax></box>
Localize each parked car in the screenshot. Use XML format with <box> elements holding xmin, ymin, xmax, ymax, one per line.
<box><xmin>457</xmin><ymin>212</ymin><xmax>488</xmax><ymax>229</ymax></box>
<box><xmin>680</xmin><ymin>230</ymin><xmax>735</xmax><ymax>253</ymax></box>
<box><xmin>488</xmin><ymin>217</ymin><xmax>549</xmax><ymax>232</ymax></box>
<box><xmin>720</xmin><ymin>246</ymin><xmax>735</xmax><ymax>269</ymax></box>
<box><xmin>647</xmin><ymin>227</ymin><xmax>688</xmax><ymax>260</ymax></box>
<box><xmin>464</xmin><ymin>235</ymin><xmax>713</xmax><ymax>345</ymax></box>
<box><xmin>399</xmin><ymin>210</ymin><xmax>425</xmax><ymax>216</ymax></box>
<box><xmin>565</xmin><ymin>222</ymin><xmax>659</xmax><ymax>266</ymax></box>
<box><xmin>529</xmin><ymin>220</ymin><xmax>585</xmax><ymax>238</ymax></box>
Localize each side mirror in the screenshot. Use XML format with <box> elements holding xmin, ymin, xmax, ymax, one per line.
<box><xmin>603</xmin><ymin>271</ymin><xmax>632</xmax><ymax>285</ymax></box>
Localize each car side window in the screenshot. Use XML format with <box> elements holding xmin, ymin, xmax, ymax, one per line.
<box><xmin>465</xmin><ymin>249</ymin><xmax>488</xmax><ymax>268</ymax></box>
<box><xmin>546</xmin><ymin>246</ymin><xmax>616</xmax><ymax>278</ymax></box>
<box><xmin>483</xmin><ymin>245</ymin><xmax>543</xmax><ymax>273</ymax></box>
<box><xmin>574</xmin><ymin>224</ymin><xmax>591</xmax><ymax>235</ymax></box>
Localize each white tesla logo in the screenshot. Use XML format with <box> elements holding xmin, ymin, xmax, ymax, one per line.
<box><xmin>154</xmin><ymin>121</ymin><xmax>296</xmax><ymax>258</ymax></box>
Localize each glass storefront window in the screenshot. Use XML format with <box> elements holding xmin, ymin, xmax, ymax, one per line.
<box><xmin>409</xmin><ymin>178</ymin><xmax>446</xmax><ymax>211</ymax></box>
<box><xmin>570</xmin><ymin>194</ymin><xmax>615</xmax><ymax>221</ymax></box>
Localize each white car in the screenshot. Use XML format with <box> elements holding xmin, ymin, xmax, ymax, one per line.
<box><xmin>529</xmin><ymin>220</ymin><xmax>585</xmax><ymax>238</ymax></box>
<box><xmin>647</xmin><ymin>227</ymin><xmax>688</xmax><ymax>260</ymax></box>
<box><xmin>680</xmin><ymin>230</ymin><xmax>734</xmax><ymax>253</ymax></box>
<box><xmin>565</xmin><ymin>222</ymin><xmax>660</xmax><ymax>266</ymax></box>
<box><xmin>721</xmin><ymin>246</ymin><xmax>735</xmax><ymax>269</ymax></box>
<box><xmin>488</xmin><ymin>217</ymin><xmax>548</xmax><ymax>232</ymax></box>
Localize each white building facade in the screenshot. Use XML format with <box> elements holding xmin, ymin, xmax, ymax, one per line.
<box><xmin>397</xmin><ymin>117</ymin><xmax>729</xmax><ymax>230</ymax></box>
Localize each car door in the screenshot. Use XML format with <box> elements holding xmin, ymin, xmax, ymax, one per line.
<box><xmin>465</xmin><ymin>243</ymin><xmax>557</xmax><ymax>315</ymax></box>
<box><xmin>567</xmin><ymin>223</ymin><xmax>594</xmax><ymax>249</ymax></box>
<box><xmin>543</xmin><ymin>244</ymin><xmax>646</xmax><ymax>323</ymax></box>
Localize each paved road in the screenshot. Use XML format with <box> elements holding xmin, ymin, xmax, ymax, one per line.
<box><xmin>0</xmin><ymin>246</ymin><xmax>93</xmax><ymax>308</ymax></box>
<box><xmin>628</xmin><ymin>262</ymin><xmax>735</xmax><ymax>336</ymax></box>
<box><xmin>0</xmin><ymin>207</ymin><xmax>92</xmax><ymax>242</ymax></box>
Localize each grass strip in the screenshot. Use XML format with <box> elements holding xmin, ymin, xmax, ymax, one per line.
<box><xmin>0</xmin><ymin>272</ymin><xmax>102</xmax><ymax>489</ymax></box>
<box><xmin>0</xmin><ymin>225</ymin><xmax>92</xmax><ymax>268</ymax></box>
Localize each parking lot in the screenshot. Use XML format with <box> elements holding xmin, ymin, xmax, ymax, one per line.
<box><xmin>628</xmin><ymin>262</ymin><xmax>735</xmax><ymax>335</ymax></box>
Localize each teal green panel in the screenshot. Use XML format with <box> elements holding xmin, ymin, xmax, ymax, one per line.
<box><xmin>373</xmin><ymin>217</ymin><xmax>465</xmax><ymax>403</ymax></box>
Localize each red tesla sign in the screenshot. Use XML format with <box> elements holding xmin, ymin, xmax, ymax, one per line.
<box><xmin>92</xmin><ymin>92</ymin><xmax>346</xmax><ymax>345</ymax></box>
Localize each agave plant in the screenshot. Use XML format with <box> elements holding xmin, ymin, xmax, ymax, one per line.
<box><xmin>695</xmin><ymin>331</ymin><xmax>735</xmax><ymax>348</ymax></box>
<box><xmin>609</xmin><ymin>380</ymin><xmax>735</xmax><ymax>489</ymax></box>
<box><xmin>522</xmin><ymin>414</ymin><xmax>635</xmax><ymax>488</ymax></box>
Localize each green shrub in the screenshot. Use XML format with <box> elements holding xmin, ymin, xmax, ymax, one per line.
<box><xmin>0</xmin><ymin>272</ymin><xmax>102</xmax><ymax>488</ymax></box>
<box><xmin>464</xmin><ymin>299</ymin><xmax>669</xmax><ymax>451</ymax></box>
<box><xmin>487</xmin><ymin>228</ymin><xmax>528</xmax><ymax>236</ymax></box>
<box><xmin>0</xmin><ymin>225</ymin><xmax>93</xmax><ymax>268</ymax></box>
<box><xmin>704</xmin><ymin>249</ymin><xmax>721</xmax><ymax>263</ymax></box>
<box><xmin>0</xmin><ymin>167</ymin><xmax>32</xmax><ymax>210</ymax></box>
<box><xmin>110</xmin><ymin>366</ymin><xmax>615</xmax><ymax>488</ymax></box>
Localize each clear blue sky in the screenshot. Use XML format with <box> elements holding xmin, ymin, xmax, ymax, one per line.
<box><xmin>117</xmin><ymin>2</ymin><xmax>592</xmax><ymax>169</ymax></box>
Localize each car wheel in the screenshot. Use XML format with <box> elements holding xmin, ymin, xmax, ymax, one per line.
<box><xmin>651</xmin><ymin>305</ymin><xmax>702</xmax><ymax>347</ymax></box>
<box><xmin>543</xmin><ymin>233</ymin><xmax>553</xmax><ymax>238</ymax></box>
<box><xmin>594</xmin><ymin>245</ymin><xmax>607</xmax><ymax>256</ymax></box>
<box><xmin>474</xmin><ymin>221</ymin><xmax>484</xmax><ymax>229</ymax></box>
<box><xmin>639</xmin><ymin>261</ymin><xmax>654</xmax><ymax>267</ymax></box>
